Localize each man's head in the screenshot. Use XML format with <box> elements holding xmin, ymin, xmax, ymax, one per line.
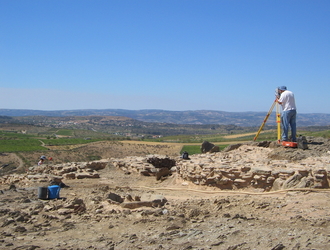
<box><xmin>278</xmin><ymin>86</ymin><xmax>287</xmax><ymax>92</ymax></box>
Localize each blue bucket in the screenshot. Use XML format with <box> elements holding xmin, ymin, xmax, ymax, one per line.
<box><xmin>48</xmin><ymin>185</ymin><xmax>61</xmax><ymax>199</ymax></box>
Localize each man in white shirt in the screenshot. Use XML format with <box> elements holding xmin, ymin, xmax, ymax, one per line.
<box><xmin>276</xmin><ymin>86</ymin><xmax>297</xmax><ymax>142</ymax></box>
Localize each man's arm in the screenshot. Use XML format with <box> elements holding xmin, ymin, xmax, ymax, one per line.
<box><xmin>277</xmin><ymin>91</ymin><xmax>285</xmax><ymax>104</ymax></box>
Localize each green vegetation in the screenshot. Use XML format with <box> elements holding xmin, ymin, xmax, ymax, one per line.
<box><xmin>300</xmin><ymin>130</ymin><xmax>330</xmax><ymax>138</ymax></box>
<box><xmin>0</xmin><ymin>139</ymin><xmax>46</xmax><ymax>152</ymax></box>
<box><xmin>0</xmin><ymin>121</ymin><xmax>133</xmax><ymax>152</ymax></box>
<box><xmin>41</xmin><ymin>138</ymin><xmax>104</xmax><ymax>146</ymax></box>
<box><xmin>55</xmin><ymin>129</ymin><xmax>74</xmax><ymax>136</ymax></box>
<box><xmin>0</xmin><ymin>131</ymin><xmax>36</xmax><ymax>139</ymax></box>
<box><xmin>36</xmin><ymin>129</ymin><xmax>118</xmax><ymax>139</ymax></box>
<box><xmin>250</xmin><ymin>131</ymin><xmax>278</xmax><ymax>141</ymax></box>
<box><xmin>1</xmin><ymin>120</ymin><xmax>329</xmax><ymax>155</ymax></box>
<box><xmin>250</xmin><ymin>129</ymin><xmax>330</xmax><ymax>141</ymax></box>
<box><xmin>149</xmin><ymin>133</ymin><xmax>265</xmax><ymax>143</ymax></box>
<box><xmin>0</xmin><ymin>131</ymin><xmax>44</xmax><ymax>152</ymax></box>
<box><xmin>180</xmin><ymin>144</ymin><xmax>229</xmax><ymax>155</ymax></box>
<box><xmin>0</xmin><ymin>129</ymin><xmax>119</xmax><ymax>152</ymax></box>
<box><xmin>149</xmin><ymin>135</ymin><xmax>228</xmax><ymax>143</ymax></box>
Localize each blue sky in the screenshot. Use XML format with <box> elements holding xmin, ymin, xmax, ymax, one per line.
<box><xmin>1</xmin><ymin>0</ymin><xmax>329</xmax><ymax>113</ymax></box>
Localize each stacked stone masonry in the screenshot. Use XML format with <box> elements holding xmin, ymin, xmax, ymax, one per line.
<box><xmin>176</xmin><ymin>145</ymin><xmax>330</xmax><ymax>190</ymax></box>
<box><xmin>112</xmin><ymin>145</ymin><xmax>330</xmax><ymax>191</ymax></box>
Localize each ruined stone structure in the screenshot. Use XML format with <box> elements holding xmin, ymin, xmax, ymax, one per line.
<box><xmin>176</xmin><ymin>144</ymin><xmax>330</xmax><ymax>190</ymax></box>
<box><xmin>112</xmin><ymin>143</ymin><xmax>330</xmax><ymax>191</ymax></box>
<box><xmin>1</xmin><ymin>140</ymin><xmax>330</xmax><ymax>191</ymax></box>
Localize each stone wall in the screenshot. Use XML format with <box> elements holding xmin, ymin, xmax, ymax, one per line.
<box><xmin>175</xmin><ymin>145</ymin><xmax>330</xmax><ymax>190</ymax></box>
<box><xmin>112</xmin><ymin>145</ymin><xmax>330</xmax><ymax>191</ymax></box>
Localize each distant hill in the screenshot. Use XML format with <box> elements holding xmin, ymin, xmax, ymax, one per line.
<box><xmin>0</xmin><ymin>109</ymin><xmax>330</xmax><ymax>127</ymax></box>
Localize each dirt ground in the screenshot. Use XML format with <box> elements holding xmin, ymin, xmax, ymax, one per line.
<box><xmin>1</xmin><ymin>139</ymin><xmax>330</xmax><ymax>250</ymax></box>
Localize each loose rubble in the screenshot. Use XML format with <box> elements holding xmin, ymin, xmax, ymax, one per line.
<box><xmin>0</xmin><ymin>161</ymin><xmax>108</xmax><ymax>186</ymax></box>
<box><xmin>0</xmin><ymin>137</ymin><xmax>330</xmax><ymax>249</ymax></box>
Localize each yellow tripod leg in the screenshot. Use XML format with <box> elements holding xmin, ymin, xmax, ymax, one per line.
<box><xmin>254</xmin><ymin>100</ymin><xmax>276</xmax><ymax>141</ymax></box>
<box><xmin>276</xmin><ymin>102</ymin><xmax>281</xmax><ymax>143</ymax></box>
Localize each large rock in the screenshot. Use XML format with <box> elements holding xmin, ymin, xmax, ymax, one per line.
<box><xmin>147</xmin><ymin>156</ymin><xmax>176</xmax><ymax>169</ymax></box>
<box><xmin>107</xmin><ymin>192</ymin><xmax>124</xmax><ymax>203</ymax></box>
<box><xmin>201</xmin><ymin>141</ymin><xmax>219</xmax><ymax>153</ymax></box>
<box><xmin>120</xmin><ymin>194</ymin><xmax>167</xmax><ymax>209</ymax></box>
<box><xmin>223</xmin><ymin>143</ymin><xmax>242</xmax><ymax>152</ymax></box>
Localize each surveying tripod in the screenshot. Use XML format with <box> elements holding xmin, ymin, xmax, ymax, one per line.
<box><xmin>254</xmin><ymin>96</ymin><xmax>297</xmax><ymax>147</ymax></box>
<box><xmin>253</xmin><ymin>99</ymin><xmax>281</xmax><ymax>142</ymax></box>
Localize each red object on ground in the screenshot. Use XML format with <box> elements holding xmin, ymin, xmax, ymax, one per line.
<box><xmin>281</xmin><ymin>141</ymin><xmax>297</xmax><ymax>148</ymax></box>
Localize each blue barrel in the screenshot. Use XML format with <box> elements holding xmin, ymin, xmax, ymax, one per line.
<box><xmin>48</xmin><ymin>185</ymin><xmax>61</xmax><ymax>199</ymax></box>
